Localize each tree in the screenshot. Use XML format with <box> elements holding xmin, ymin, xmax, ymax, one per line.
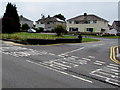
<box><xmin>54</xmin><ymin>14</ymin><xmax>66</xmax><ymax>21</ymax></box>
<box><xmin>54</xmin><ymin>24</ymin><xmax>66</xmax><ymax>36</ymax></box>
<box><xmin>41</xmin><ymin>14</ymin><xmax>45</xmax><ymax>19</ymax></box>
<box><xmin>2</xmin><ymin>2</ymin><xmax>20</xmax><ymax>33</ymax></box>
<box><xmin>22</xmin><ymin>24</ymin><xmax>30</xmax><ymax>30</ymax></box>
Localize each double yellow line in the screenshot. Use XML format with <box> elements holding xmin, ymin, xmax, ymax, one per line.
<box><xmin>110</xmin><ymin>46</ymin><xmax>120</xmax><ymax>64</ymax></box>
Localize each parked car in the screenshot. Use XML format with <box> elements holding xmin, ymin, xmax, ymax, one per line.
<box><xmin>28</xmin><ymin>29</ymin><xmax>36</xmax><ymax>33</ymax></box>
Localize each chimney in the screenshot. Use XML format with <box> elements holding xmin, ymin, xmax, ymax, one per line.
<box><xmin>84</xmin><ymin>13</ymin><xmax>87</xmax><ymax>16</ymax></box>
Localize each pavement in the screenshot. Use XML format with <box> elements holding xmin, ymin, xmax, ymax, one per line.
<box><xmin>1</xmin><ymin>38</ymin><xmax>120</xmax><ymax>88</ymax></box>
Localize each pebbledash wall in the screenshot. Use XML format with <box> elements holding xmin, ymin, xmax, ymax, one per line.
<box><xmin>66</xmin><ymin>13</ymin><xmax>109</xmax><ymax>33</ymax></box>
<box><xmin>66</xmin><ymin>20</ymin><xmax>109</xmax><ymax>33</ymax></box>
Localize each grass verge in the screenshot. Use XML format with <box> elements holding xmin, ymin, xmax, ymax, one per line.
<box><xmin>82</xmin><ymin>38</ymin><xmax>100</xmax><ymax>42</ymax></box>
<box><xmin>1</xmin><ymin>32</ymin><xmax>99</xmax><ymax>43</ymax></box>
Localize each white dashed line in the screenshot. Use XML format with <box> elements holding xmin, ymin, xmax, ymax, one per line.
<box><xmin>52</xmin><ymin>62</ymin><xmax>71</xmax><ymax>68</ymax></box>
<box><xmin>94</xmin><ymin>62</ymin><xmax>103</xmax><ymax>66</ymax></box>
<box><xmin>48</xmin><ymin>53</ymin><xmax>55</xmax><ymax>55</ymax></box>
<box><xmin>106</xmin><ymin>65</ymin><xmax>119</xmax><ymax>70</ymax></box>
<box><xmin>59</xmin><ymin>47</ymin><xmax>84</xmax><ymax>56</ymax></box>
<box><xmin>92</xmin><ymin>44</ymin><xmax>105</xmax><ymax>46</ymax></box>
<box><xmin>109</xmin><ymin>64</ymin><xmax>119</xmax><ymax>67</ymax></box>
<box><xmin>88</xmin><ymin>56</ymin><xmax>95</xmax><ymax>59</ymax></box>
<box><xmin>82</xmin><ymin>58</ymin><xmax>91</xmax><ymax>61</ymax></box>
<box><xmin>71</xmin><ymin>56</ymin><xmax>79</xmax><ymax>58</ymax></box>
<box><xmin>95</xmin><ymin>61</ymin><xmax>106</xmax><ymax>64</ymax></box>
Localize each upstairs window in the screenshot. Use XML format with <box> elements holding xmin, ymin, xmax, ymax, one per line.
<box><xmin>74</xmin><ymin>21</ymin><xmax>80</xmax><ymax>24</ymax></box>
<box><xmin>84</xmin><ymin>20</ymin><xmax>90</xmax><ymax>24</ymax></box>
<box><xmin>69</xmin><ymin>21</ymin><xmax>72</xmax><ymax>24</ymax></box>
<box><xmin>41</xmin><ymin>22</ymin><xmax>43</xmax><ymax>24</ymax></box>
<box><xmin>93</xmin><ymin>20</ymin><xmax>97</xmax><ymax>24</ymax></box>
<box><xmin>47</xmin><ymin>22</ymin><xmax>50</xmax><ymax>24</ymax></box>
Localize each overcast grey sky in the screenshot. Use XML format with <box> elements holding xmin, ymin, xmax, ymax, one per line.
<box><xmin>1</xmin><ymin>1</ymin><xmax>119</xmax><ymax>25</ymax></box>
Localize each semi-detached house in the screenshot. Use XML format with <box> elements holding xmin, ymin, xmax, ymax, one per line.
<box><xmin>35</xmin><ymin>17</ymin><xmax>66</xmax><ymax>31</ymax></box>
<box><xmin>19</xmin><ymin>15</ymin><xmax>34</xmax><ymax>28</ymax></box>
<box><xmin>67</xmin><ymin>13</ymin><xmax>109</xmax><ymax>33</ymax></box>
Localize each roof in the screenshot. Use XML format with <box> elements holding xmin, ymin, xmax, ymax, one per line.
<box><xmin>19</xmin><ymin>15</ymin><xmax>33</xmax><ymax>22</ymax></box>
<box><xmin>67</xmin><ymin>14</ymin><xmax>108</xmax><ymax>22</ymax></box>
<box><xmin>36</xmin><ymin>17</ymin><xmax>65</xmax><ymax>23</ymax></box>
<box><xmin>112</xmin><ymin>21</ymin><xmax>120</xmax><ymax>26</ymax></box>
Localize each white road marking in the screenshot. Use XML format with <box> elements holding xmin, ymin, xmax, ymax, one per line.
<box><xmin>101</xmin><ymin>69</ymin><xmax>119</xmax><ymax>75</ymax></box>
<box><xmin>97</xmin><ymin>71</ymin><xmax>118</xmax><ymax>78</ymax></box>
<box><xmin>82</xmin><ymin>58</ymin><xmax>91</xmax><ymax>61</ymax></box>
<box><xmin>88</xmin><ymin>56</ymin><xmax>95</xmax><ymax>59</ymax></box>
<box><xmin>56</xmin><ymin>60</ymin><xmax>78</xmax><ymax>67</ymax></box>
<box><xmin>58</xmin><ymin>55</ymin><xmax>65</xmax><ymax>57</ymax></box>
<box><xmin>106</xmin><ymin>65</ymin><xmax>119</xmax><ymax>69</ymax></box>
<box><xmin>26</xmin><ymin>60</ymin><xmax>93</xmax><ymax>83</ymax></box>
<box><xmin>78</xmin><ymin>59</ymin><xmax>87</xmax><ymax>63</ymax></box>
<box><xmin>104</xmin><ymin>67</ymin><xmax>120</xmax><ymax>73</ymax></box>
<box><xmin>50</xmin><ymin>64</ymin><xmax>67</xmax><ymax>70</ymax></box>
<box><xmin>92</xmin><ymin>44</ymin><xmax>105</xmax><ymax>46</ymax></box>
<box><xmin>90</xmin><ymin>71</ymin><xmax>120</xmax><ymax>86</ymax></box>
<box><xmin>71</xmin><ymin>56</ymin><xmax>79</xmax><ymax>58</ymax></box>
<box><xmin>109</xmin><ymin>64</ymin><xmax>119</xmax><ymax>67</ymax></box>
<box><xmin>48</xmin><ymin>53</ymin><xmax>55</xmax><ymax>55</ymax></box>
<box><xmin>52</xmin><ymin>62</ymin><xmax>71</xmax><ymax>68</ymax></box>
<box><xmin>90</xmin><ymin>67</ymin><xmax>120</xmax><ymax>86</ymax></box>
<box><xmin>93</xmin><ymin>62</ymin><xmax>103</xmax><ymax>66</ymax></box>
<box><xmin>95</xmin><ymin>61</ymin><xmax>106</xmax><ymax>64</ymax></box>
<box><xmin>106</xmin><ymin>78</ymin><xmax>120</xmax><ymax>86</ymax></box>
<box><xmin>59</xmin><ymin>47</ymin><xmax>84</xmax><ymax>56</ymax></box>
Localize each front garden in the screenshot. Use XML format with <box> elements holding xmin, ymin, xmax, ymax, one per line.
<box><xmin>1</xmin><ymin>32</ymin><xmax>99</xmax><ymax>45</ymax></box>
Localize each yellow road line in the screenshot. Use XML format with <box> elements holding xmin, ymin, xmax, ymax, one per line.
<box><xmin>110</xmin><ymin>46</ymin><xmax>120</xmax><ymax>64</ymax></box>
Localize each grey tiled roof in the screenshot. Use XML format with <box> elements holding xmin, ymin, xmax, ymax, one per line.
<box><xmin>19</xmin><ymin>15</ymin><xmax>33</xmax><ymax>22</ymax></box>
<box><xmin>67</xmin><ymin>14</ymin><xmax>108</xmax><ymax>22</ymax></box>
<box><xmin>36</xmin><ymin>17</ymin><xmax>65</xmax><ymax>23</ymax></box>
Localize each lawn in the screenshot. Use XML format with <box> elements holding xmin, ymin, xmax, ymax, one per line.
<box><xmin>1</xmin><ymin>32</ymin><xmax>99</xmax><ymax>42</ymax></box>
<box><xmin>82</xmin><ymin>38</ymin><xmax>100</xmax><ymax>42</ymax></box>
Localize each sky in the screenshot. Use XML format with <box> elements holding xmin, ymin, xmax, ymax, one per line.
<box><xmin>0</xmin><ymin>0</ymin><xmax>119</xmax><ymax>25</ymax></box>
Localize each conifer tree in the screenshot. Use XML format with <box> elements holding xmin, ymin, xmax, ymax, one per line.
<box><xmin>2</xmin><ymin>3</ymin><xmax>20</xmax><ymax>33</ymax></box>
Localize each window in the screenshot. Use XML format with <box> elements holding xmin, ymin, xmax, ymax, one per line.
<box><xmin>93</xmin><ymin>20</ymin><xmax>97</xmax><ymax>24</ymax></box>
<box><xmin>47</xmin><ymin>22</ymin><xmax>50</xmax><ymax>24</ymax></box>
<box><xmin>41</xmin><ymin>22</ymin><xmax>43</xmax><ymax>24</ymax></box>
<box><xmin>69</xmin><ymin>21</ymin><xmax>72</xmax><ymax>24</ymax></box>
<box><xmin>84</xmin><ymin>20</ymin><xmax>90</xmax><ymax>24</ymax></box>
<box><xmin>69</xmin><ymin>27</ymin><xmax>78</xmax><ymax>31</ymax></box>
<box><xmin>74</xmin><ymin>21</ymin><xmax>80</xmax><ymax>24</ymax></box>
<box><xmin>86</xmin><ymin>28</ymin><xmax>93</xmax><ymax>32</ymax></box>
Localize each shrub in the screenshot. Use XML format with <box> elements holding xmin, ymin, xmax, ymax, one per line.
<box><xmin>22</xmin><ymin>24</ymin><xmax>30</xmax><ymax>31</ymax></box>
<box><xmin>54</xmin><ymin>24</ymin><xmax>66</xmax><ymax>36</ymax></box>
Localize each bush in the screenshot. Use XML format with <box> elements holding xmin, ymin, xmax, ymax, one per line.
<box><xmin>22</xmin><ymin>24</ymin><xmax>30</xmax><ymax>31</ymax></box>
<box><xmin>54</xmin><ymin>24</ymin><xmax>66</xmax><ymax>36</ymax></box>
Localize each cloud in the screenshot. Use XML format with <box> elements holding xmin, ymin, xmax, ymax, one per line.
<box><xmin>1</xmin><ymin>2</ymin><xmax>118</xmax><ymax>24</ymax></box>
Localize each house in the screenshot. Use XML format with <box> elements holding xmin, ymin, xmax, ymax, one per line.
<box><xmin>112</xmin><ymin>21</ymin><xmax>120</xmax><ymax>31</ymax></box>
<box><xmin>19</xmin><ymin>15</ymin><xmax>34</xmax><ymax>28</ymax></box>
<box><xmin>108</xmin><ymin>28</ymin><xmax>117</xmax><ymax>35</ymax></box>
<box><xmin>66</xmin><ymin>13</ymin><xmax>109</xmax><ymax>33</ymax></box>
<box><xmin>35</xmin><ymin>16</ymin><xmax>66</xmax><ymax>31</ymax></box>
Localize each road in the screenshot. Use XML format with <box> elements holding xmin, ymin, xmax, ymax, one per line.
<box><xmin>1</xmin><ymin>38</ymin><xmax>120</xmax><ymax>88</ymax></box>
